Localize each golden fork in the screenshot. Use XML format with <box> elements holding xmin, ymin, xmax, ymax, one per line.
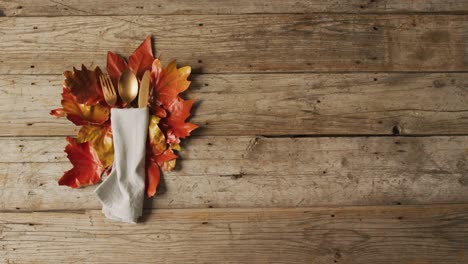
<box><xmin>99</xmin><ymin>74</ymin><xmax>118</xmax><ymax>107</ymax></box>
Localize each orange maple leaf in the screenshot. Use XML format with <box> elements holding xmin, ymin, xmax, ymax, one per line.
<box><xmin>51</xmin><ymin>88</ymin><xmax>110</xmax><ymax>126</ymax></box>
<box><xmin>149</xmin><ymin>59</ymin><xmax>198</xmax><ymax>144</ymax></box>
<box><xmin>151</xmin><ymin>59</ymin><xmax>191</xmax><ymax>109</ymax></box>
<box><xmin>144</xmin><ymin>59</ymin><xmax>198</xmax><ymax>195</ymax></box>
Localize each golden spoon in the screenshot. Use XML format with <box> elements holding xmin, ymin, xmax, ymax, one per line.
<box><xmin>118</xmin><ymin>69</ymin><xmax>138</xmax><ymax>107</ymax></box>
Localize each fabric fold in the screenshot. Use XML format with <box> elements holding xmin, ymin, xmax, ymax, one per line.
<box><xmin>95</xmin><ymin>107</ymin><xmax>149</xmax><ymax>223</ymax></box>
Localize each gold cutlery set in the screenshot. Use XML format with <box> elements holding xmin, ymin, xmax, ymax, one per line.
<box><xmin>99</xmin><ymin>70</ymin><xmax>150</xmax><ymax>108</ymax></box>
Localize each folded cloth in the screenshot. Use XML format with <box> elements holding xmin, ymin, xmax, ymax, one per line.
<box><xmin>95</xmin><ymin>107</ymin><xmax>149</xmax><ymax>223</ymax></box>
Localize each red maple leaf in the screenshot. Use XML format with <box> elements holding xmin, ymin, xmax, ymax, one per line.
<box><xmin>156</xmin><ymin>148</ymin><xmax>178</xmax><ymax>166</ymax></box>
<box><xmin>58</xmin><ymin>137</ymin><xmax>104</xmax><ymax>188</ymax></box>
<box><xmin>163</xmin><ymin>98</ymin><xmax>198</xmax><ymax>141</ymax></box>
<box><xmin>145</xmin><ymin>157</ymin><xmax>161</xmax><ymax>197</ymax></box>
<box><xmin>128</xmin><ymin>36</ymin><xmax>154</xmax><ymax>80</ymax></box>
<box><xmin>106</xmin><ymin>51</ymin><xmax>127</xmax><ymax>89</ymax></box>
<box><xmin>106</xmin><ymin>35</ymin><xmax>154</xmax><ymax>83</ymax></box>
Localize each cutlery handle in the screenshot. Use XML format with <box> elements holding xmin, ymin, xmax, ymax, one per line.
<box><xmin>138</xmin><ymin>70</ymin><xmax>151</xmax><ymax>108</ymax></box>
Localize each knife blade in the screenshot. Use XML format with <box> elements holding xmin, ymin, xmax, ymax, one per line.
<box><xmin>138</xmin><ymin>70</ymin><xmax>151</xmax><ymax>108</ymax></box>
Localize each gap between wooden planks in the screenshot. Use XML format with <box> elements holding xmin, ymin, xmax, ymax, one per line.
<box><xmin>2</xmin><ymin>136</ymin><xmax>468</xmax><ymax>211</ymax></box>
<box><xmin>0</xmin><ymin>3</ymin><xmax>467</xmax><ymax>263</ymax></box>
<box><xmin>1</xmin><ymin>73</ymin><xmax>468</xmax><ymax>137</ymax></box>
<box><xmin>2</xmin><ymin>0</ymin><xmax>468</xmax><ymax>16</ymax></box>
<box><xmin>0</xmin><ymin>15</ymin><xmax>467</xmax><ymax>74</ymax></box>
<box><xmin>0</xmin><ymin>204</ymin><xmax>467</xmax><ymax>263</ymax></box>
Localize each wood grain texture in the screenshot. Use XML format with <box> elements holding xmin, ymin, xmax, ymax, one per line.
<box><xmin>2</xmin><ymin>136</ymin><xmax>468</xmax><ymax>211</ymax></box>
<box><xmin>1</xmin><ymin>15</ymin><xmax>467</xmax><ymax>74</ymax></box>
<box><xmin>0</xmin><ymin>0</ymin><xmax>468</xmax><ymax>16</ymax></box>
<box><xmin>1</xmin><ymin>205</ymin><xmax>468</xmax><ymax>263</ymax></box>
<box><xmin>3</xmin><ymin>0</ymin><xmax>468</xmax><ymax>16</ymax></box>
<box><xmin>1</xmin><ymin>1</ymin><xmax>467</xmax><ymax>263</ymax></box>
<box><xmin>2</xmin><ymin>73</ymin><xmax>468</xmax><ymax>137</ymax></box>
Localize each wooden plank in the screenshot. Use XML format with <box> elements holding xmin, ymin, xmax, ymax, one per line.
<box><xmin>3</xmin><ymin>0</ymin><xmax>468</xmax><ymax>16</ymax></box>
<box><xmin>1</xmin><ymin>205</ymin><xmax>468</xmax><ymax>263</ymax></box>
<box><xmin>0</xmin><ymin>15</ymin><xmax>467</xmax><ymax>74</ymax></box>
<box><xmin>2</xmin><ymin>136</ymin><xmax>468</xmax><ymax>211</ymax></box>
<box><xmin>2</xmin><ymin>73</ymin><xmax>468</xmax><ymax>137</ymax></box>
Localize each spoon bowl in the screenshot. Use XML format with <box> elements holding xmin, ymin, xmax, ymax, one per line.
<box><xmin>118</xmin><ymin>69</ymin><xmax>139</xmax><ymax>107</ymax></box>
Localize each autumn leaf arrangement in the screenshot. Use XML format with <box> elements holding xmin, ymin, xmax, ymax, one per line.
<box><xmin>50</xmin><ymin>36</ymin><xmax>198</xmax><ymax>198</ymax></box>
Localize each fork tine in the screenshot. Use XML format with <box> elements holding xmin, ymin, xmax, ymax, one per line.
<box><xmin>99</xmin><ymin>74</ymin><xmax>105</xmax><ymax>91</ymax></box>
<box><xmin>100</xmin><ymin>73</ymin><xmax>118</xmax><ymax>107</ymax></box>
<box><xmin>106</xmin><ymin>75</ymin><xmax>115</xmax><ymax>96</ymax></box>
<box><xmin>103</xmin><ymin>74</ymin><xmax>111</xmax><ymax>95</ymax></box>
<box><xmin>100</xmin><ymin>74</ymin><xmax>113</xmax><ymax>106</ymax></box>
<box><xmin>100</xmin><ymin>75</ymin><xmax>109</xmax><ymax>97</ymax></box>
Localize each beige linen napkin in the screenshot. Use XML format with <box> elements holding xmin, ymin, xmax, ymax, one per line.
<box><xmin>95</xmin><ymin>108</ymin><xmax>149</xmax><ymax>223</ymax></box>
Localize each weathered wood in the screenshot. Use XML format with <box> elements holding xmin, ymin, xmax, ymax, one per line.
<box><xmin>1</xmin><ymin>205</ymin><xmax>467</xmax><ymax>263</ymax></box>
<box><xmin>0</xmin><ymin>15</ymin><xmax>467</xmax><ymax>74</ymax></box>
<box><xmin>2</xmin><ymin>73</ymin><xmax>468</xmax><ymax>137</ymax></box>
<box><xmin>2</xmin><ymin>0</ymin><xmax>468</xmax><ymax>16</ymax></box>
<box><xmin>0</xmin><ymin>2</ymin><xmax>466</xmax><ymax>263</ymax></box>
<box><xmin>2</xmin><ymin>136</ymin><xmax>468</xmax><ymax>211</ymax></box>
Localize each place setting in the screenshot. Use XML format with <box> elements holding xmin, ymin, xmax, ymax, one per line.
<box><xmin>50</xmin><ymin>36</ymin><xmax>198</xmax><ymax>223</ymax></box>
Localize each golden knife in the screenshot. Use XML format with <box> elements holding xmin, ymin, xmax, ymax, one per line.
<box><xmin>138</xmin><ymin>70</ymin><xmax>151</xmax><ymax>108</ymax></box>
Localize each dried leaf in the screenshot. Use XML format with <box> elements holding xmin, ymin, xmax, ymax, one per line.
<box><xmin>50</xmin><ymin>88</ymin><xmax>110</xmax><ymax>126</ymax></box>
<box><xmin>152</xmin><ymin>59</ymin><xmax>191</xmax><ymax>109</ymax></box>
<box><xmin>145</xmin><ymin>158</ymin><xmax>160</xmax><ymax>197</ymax></box>
<box><xmin>149</xmin><ymin>59</ymin><xmax>197</xmax><ymax>143</ymax></box>
<box><xmin>164</xmin><ymin>98</ymin><xmax>199</xmax><ymax>140</ymax></box>
<box><xmin>50</xmin><ymin>108</ymin><xmax>66</xmax><ymax>118</ymax></box>
<box><xmin>148</xmin><ymin>115</ymin><xmax>166</xmax><ymax>156</ymax></box>
<box><xmin>77</xmin><ymin>124</ymin><xmax>114</xmax><ymax>168</ymax></box>
<box><xmin>171</xmin><ymin>143</ymin><xmax>181</xmax><ymax>151</ymax></box>
<box><xmin>151</xmin><ymin>58</ymin><xmax>162</xmax><ymax>89</ymax></box>
<box><xmin>107</xmin><ymin>51</ymin><xmax>127</xmax><ymax>88</ymax></box>
<box><xmin>156</xmin><ymin>148</ymin><xmax>178</xmax><ymax>171</ymax></box>
<box><xmin>161</xmin><ymin>158</ymin><xmax>176</xmax><ymax>172</ymax></box>
<box><xmin>58</xmin><ymin>137</ymin><xmax>104</xmax><ymax>188</ymax></box>
<box><xmin>165</xmin><ymin>132</ymin><xmax>180</xmax><ymax>145</ymax></box>
<box><xmin>153</xmin><ymin>106</ymin><xmax>167</xmax><ymax>118</ymax></box>
<box><xmin>167</xmin><ymin>98</ymin><xmax>195</xmax><ymax>124</ymax></box>
<box><xmin>159</xmin><ymin>144</ymin><xmax>180</xmax><ymax>171</ymax></box>
<box><xmin>128</xmin><ymin>35</ymin><xmax>154</xmax><ymax>80</ymax></box>
<box><xmin>64</xmin><ymin>65</ymin><xmax>103</xmax><ymax>104</ymax></box>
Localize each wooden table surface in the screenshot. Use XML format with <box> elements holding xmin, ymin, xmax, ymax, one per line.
<box><xmin>1</xmin><ymin>1</ymin><xmax>468</xmax><ymax>263</ymax></box>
